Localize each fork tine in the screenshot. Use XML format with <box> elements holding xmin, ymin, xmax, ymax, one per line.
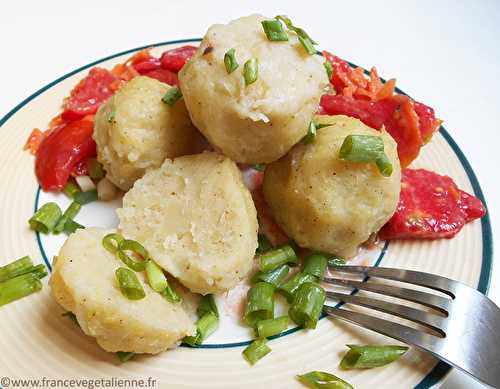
<box><xmin>329</xmin><ymin>265</ymin><xmax>458</xmax><ymax>297</ymax></box>
<box><xmin>326</xmin><ymin>291</ymin><xmax>445</xmax><ymax>334</ymax></box>
<box><xmin>323</xmin><ymin>277</ymin><xmax>451</xmax><ymax>313</ymax></box>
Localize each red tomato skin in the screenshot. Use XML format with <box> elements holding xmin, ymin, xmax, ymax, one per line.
<box><xmin>160</xmin><ymin>45</ymin><xmax>197</xmax><ymax>72</ymax></box>
<box><xmin>143</xmin><ymin>68</ymin><xmax>179</xmax><ymax>86</ymax></box>
<box><xmin>414</xmin><ymin>101</ymin><xmax>442</xmax><ymax>143</ymax></box>
<box><xmin>35</xmin><ymin>120</ymin><xmax>96</xmax><ymax>191</ymax></box>
<box><xmin>133</xmin><ymin>59</ymin><xmax>161</xmax><ymax>74</ymax></box>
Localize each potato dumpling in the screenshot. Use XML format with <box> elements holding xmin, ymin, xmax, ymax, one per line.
<box><xmin>263</xmin><ymin>115</ymin><xmax>401</xmax><ymax>257</ymax></box>
<box><xmin>179</xmin><ymin>14</ymin><xmax>328</xmax><ymax>164</ymax></box>
<box><xmin>49</xmin><ymin>228</ymin><xmax>197</xmax><ymax>354</ymax></box>
<box><xmin>93</xmin><ymin>76</ymin><xmax>201</xmax><ymax>191</ymax></box>
<box><xmin>118</xmin><ymin>152</ymin><xmax>258</xmax><ymax>294</ymax></box>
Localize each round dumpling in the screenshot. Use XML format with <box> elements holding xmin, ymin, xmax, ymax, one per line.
<box><xmin>49</xmin><ymin>227</ymin><xmax>197</xmax><ymax>354</ymax></box>
<box><xmin>263</xmin><ymin>115</ymin><xmax>401</xmax><ymax>257</ymax></box>
<box><xmin>118</xmin><ymin>152</ymin><xmax>258</xmax><ymax>294</ymax></box>
<box><xmin>179</xmin><ymin>14</ymin><xmax>328</xmax><ymax>164</ymax></box>
<box><xmin>93</xmin><ymin>76</ymin><xmax>201</xmax><ymax>191</ymax></box>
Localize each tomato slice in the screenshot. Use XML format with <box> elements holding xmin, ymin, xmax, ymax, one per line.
<box><xmin>160</xmin><ymin>45</ymin><xmax>197</xmax><ymax>72</ymax></box>
<box><xmin>132</xmin><ymin>58</ymin><xmax>161</xmax><ymax>74</ymax></box>
<box><xmin>61</xmin><ymin>68</ymin><xmax>118</xmax><ymax>121</ymax></box>
<box><xmin>143</xmin><ymin>68</ymin><xmax>179</xmax><ymax>86</ymax></box>
<box><xmin>414</xmin><ymin>101</ymin><xmax>442</xmax><ymax>143</ymax></box>
<box><xmin>379</xmin><ymin>169</ymin><xmax>486</xmax><ymax>240</ymax></box>
<box><xmin>35</xmin><ymin>120</ymin><xmax>96</xmax><ymax>191</ymax></box>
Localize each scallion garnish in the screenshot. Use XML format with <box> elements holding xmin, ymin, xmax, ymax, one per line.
<box><xmin>242</xmin><ymin>338</ymin><xmax>271</xmax><ymax>365</ymax></box>
<box><xmin>63</xmin><ymin>219</ymin><xmax>85</xmax><ymax>234</ymax></box>
<box><xmin>63</xmin><ymin>180</ymin><xmax>81</xmax><ymax>199</ymax></box>
<box><xmin>29</xmin><ymin>202</ymin><xmax>62</xmax><ymax>234</ymax></box>
<box><xmin>258</xmin><ymin>245</ymin><xmax>297</xmax><ymax>273</ymax></box>
<box><xmin>252</xmin><ymin>264</ymin><xmax>290</xmax><ymax>287</ymax></box>
<box><xmin>74</xmin><ymin>189</ymin><xmax>98</xmax><ymax>205</ymax></box>
<box><xmin>161</xmin><ymin>284</ymin><xmax>181</xmax><ymax>303</ymax></box>
<box><xmin>275</xmin><ymin>15</ymin><xmax>318</xmax><ymax>55</ymax></box>
<box><xmin>303</xmin><ymin>121</ymin><xmax>317</xmax><ymax>144</ymax></box>
<box><xmin>256</xmin><ymin>234</ymin><xmax>272</xmax><ymax>255</ymax></box>
<box><xmin>183</xmin><ymin>311</ymin><xmax>219</xmax><ymax>347</ymax></box>
<box><xmin>288</xmin><ymin>282</ymin><xmax>325</xmax><ymax>329</ymax></box>
<box><xmin>252</xmin><ymin>164</ymin><xmax>266</xmax><ymax>172</ymax></box>
<box><xmin>197</xmin><ymin>294</ymin><xmax>219</xmax><ymax>318</ymax></box>
<box><xmin>115</xmin><ymin>267</ymin><xmax>145</xmax><ymax>300</ymax></box>
<box><xmin>375</xmin><ymin>153</ymin><xmax>393</xmax><ymax>177</ymax></box>
<box><xmin>244</xmin><ymin>282</ymin><xmax>275</xmax><ymax>327</ymax></box>
<box><xmin>256</xmin><ymin>315</ymin><xmax>288</xmax><ymax>338</ymax></box>
<box><xmin>0</xmin><ymin>256</ymin><xmax>33</xmax><ymax>283</ymax></box>
<box><xmin>117</xmin><ymin>239</ymin><xmax>149</xmax><ymax>272</ymax></box>
<box><xmin>278</xmin><ymin>272</ymin><xmax>316</xmax><ymax>303</ymax></box>
<box><xmin>324</xmin><ymin>60</ymin><xmax>333</xmax><ymax>80</ymax></box>
<box><xmin>339</xmin><ymin>344</ymin><xmax>409</xmax><ymax>369</ymax></box>
<box><xmin>117</xmin><ymin>352</ymin><xmax>135</xmax><ymax>363</ymax></box>
<box><xmin>107</xmin><ymin>108</ymin><xmax>116</xmax><ymax>124</ymax></box>
<box><xmin>297</xmin><ymin>371</ymin><xmax>353</xmax><ymax>389</ymax></box>
<box><xmin>145</xmin><ymin>260</ymin><xmax>168</xmax><ymax>293</ymax></box>
<box><xmin>54</xmin><ymin>201</ymin><xmax>81</xmax><ymax>234</ymax></box>
<box><xmin>162</xmin><ymin>87</ymin><xmax>182</xmax><ymax>106</ymax></box>
<box><xmin>303</xmin><ymin>254</ymin><xmax>327</xmax><ymax>280</ymax></box>
<box><xmin>243</xmin><ymin>58</ymin><xmax>259</xmax><ymax>86</ymax></box>
<box><xmin>224</xmin><ymin>48</ymin><xmax>239</xmax><ymax>74</ymax></box>
<box><xmin>261</xmin><ymin>19</ymin><xmax>289</xmax><ymax>41</ymax></box>
<box><xmin>339</xmin><ymin>134</ymin><xmax>393</xmax><ymax>176</ymax></box>
<box><xmin>0</xmin><ymin>273</ymin><xmax>42</xmax><ymax>307</ymax></box>
<box><xmin>298</xmin><ymin>35</ymin><xmax>316</xmax><ymax>55</ymax></box>
<box><xmin>102</xmin><ymin>233</ymin><xmax>124</xmax><ymax>255</ymax></box>
<box><xmin>88</xmin><ymin>158</ymin><xmax>105</xmax><ymax>180</ymax></box>
<box><xmin>328</xmin><ymin>256</ymin><xmax>346</xmax><ymax>267</ymax></box>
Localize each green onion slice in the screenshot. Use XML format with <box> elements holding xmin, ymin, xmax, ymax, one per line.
<box><xmin>0</xmin><ymin>273</ymin><xmax>43</xmax><ymax>307</ymax></box>
<box><xmin>28</xmin><ymin>264</ymin><xmax>48</xmax><ymax>280</ymax></box>
<box><xmin>297</xmin><ymin>371</ymin><xmax>353</xmax><ymax>389</ymax></box>
<box><xmin>88</xmin><ymin>158</ymin><xmax>105</xmax><ymax>180</ymax></box>
<box><xmin>252</xmin><ymin>264</ymin><xmax>290</xmax><ymax>287</ymax></box>
<box><xmin>256</xmin><ymin>234</ymin><xmax>273</xmax><ymax>255</ymax></box>
<box><xmin>242</xmin><ymin>338</ymin><xmax>272</xmax><ymax>365</ymax></box>
<box><xmin>303</xmin><ymin>254</ymin><xmax>328</xmax><ymax>280</ymax></box>
<box><xmin>256</xmin><ymin>315</ymin><xmax>288</xmax><ymax>338</ymax></box>
<box><xmin>63</xmin><ymin>180</ymin><xmax>81</xmax><ymax>199</ymax></box>
<box><xmin>244</xmin><ymin>282</ymin><xmax>275</xmax><ymax>327</ymax></box>
<box><xmin>328</xmin><ymin>256</ymin><xmax>346</xmax><ymax>267</ymax></box>
<box><xmin>117</xmin><ymin>239</ymin><xmax>149</xmax><ymax>272</ymax></box>
<box><xmin>243</xmin><ymin>58</ymin><xmax>258</xmax><ymax>86</ymax></box>
<box><xmin>162</xmin><ymin>87</ymin><xmax>182</xmax><ymax>106</ymax></box>
<box><xmin>183</xmin><ymin>311</ymin><xmax>219</xmax><ymax>347</ymax></box>
<box><xmin>339</xmin><ymin>344</ymin><xmax>409</xmax><ymax>369</ymax></box>
<box><xmin>115</xmin><ymin>267</ymin><xmax>146</xmax><ymax>300</ymax></box>
<box><xmin>324</xmin><ymin>60</ymin><xmax>333</xmax><ymax>80</ymax></box>
<box><xmin>74</xmin><ymin>189</ymin><xmax>98</xmax><ymax>205</ymax></box>
<box><xmin>197</xmin><ymin>294</ymin><xmax>219</xmax><ymax>318</ymax></box>
<box><xmin>63</xmin><ymin>219</ymin><xmax>85</xmax><ymax>234</ymax></box>
<box><xmin>145</xmin><ymin>260</ymin><xmax>168</xmax><ymax>292</ymax></box>
<box><xmin>258</xmin><ymin>245</ymin><xmax>297</xmax><ymax>273</ymax></box>
<box><xmin>29</xmin><ymin>202</ymin><xmax>62</xmax><ymax>234</ymax></box>
<box><xmin>278</xmin><ymin>272</ymin><xmax>316</xmax><ymax>303</ymax></box>
<box><xmin>298</xmin><ymin>35</ymin><xmax>316</xmax><ymax>55</ymax></box>
<box><xmin>161</xmin><ymin>284</ymin><xmax>181</xmax><ymax>303</ymax></box>
<box><xmin>102</xmin><ymin>233</ymin><xmax>124</xmax><ymax>255</ymax></box>
<box><xmin>288</xmin><ymin>282</ymin><xmax>326</xmax><ymax>329</ymax></box>
<box><xmin>303</xmin><ymin>121</ymin><xmax>317</xmax><ymax>144</ymax></box>
<box><xmin>252</xmin><ymin>164</ymin><xmax>266</xmax><ymax>172</ymax></box>
<box><xmin>261</xmin><ymin>19</ymin><xmax>289</xmax><ymax>41</ymax></box>
<box><xmin>0</xmin><ymin>256</ymin><xmax>33</xmax><ymax>283</ymax></box>
<box><xmin>117</xmin><ymin>352</ymin><xmax>135</xmax><ymax>363</ymax></box>
<box><xmin>339</xmin><ymin>134</ymin><xmax>393</xmax><ymax>176</ymax></box>
<box><xmin>107</xmin><ymin>108</ymin><xmax>116</xmax><ymax>124</ymax></box>
<box><xmin>275</xmin><ymin>15</ymin><xmax>318</xmax><ymax>44</ymax></box>
<box><xmin>224</xmin><ymin>48</ymin><xmax>239</xmax><ymax>74</ymax></box>
<box><xmin>54</xmin><ymin>201</ymin><xmax>81</xmax><ymax>234</ymax></box>
<box><xmin>376</xmin><ymin>153</ymin><xmax>393</xmax><ymax>177</ymax></box>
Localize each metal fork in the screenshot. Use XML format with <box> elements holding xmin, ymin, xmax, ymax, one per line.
<box><xmin>322</xmin><ymin>265</ymin><xmax>500</xmax><ymax>388</ymax></box>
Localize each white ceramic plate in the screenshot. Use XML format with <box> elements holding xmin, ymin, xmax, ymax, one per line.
<box><xmin>0</xmin><ymin>39</ymin><xmax>492</xmax><ymax>389</ymax></box>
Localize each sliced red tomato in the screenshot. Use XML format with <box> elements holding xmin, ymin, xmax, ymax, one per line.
<box><xmin>35</xmin><ymin>119</ymin><xmax>96</xmax><ymax>191</ymax></box>
<box><xmin>414</xmin><ymin>101</ymin><xmax>442</xmax><ymax>143</ymax></box>
<box><xmin>143</xmin><ymin>68</ymin><xmax>179</xmax><ymax>86</ymax></box>
<box><xmin>132</xmin><ymin>58</ymin><xmax>161</xmax><ymax>74</ymax></box>
<box><xmin>61</xmin><ymin>68</ymin><xmax>118</xmax><ymax>121</ymax></box>
<box><xmin>379</xmin><ymin>169</ymin><xmax>486</xmax><ymax>240</ymax></box>
<box><xmin>160</xmin><ymin>45</ymin><xmax>197</xmax><ymax>72</ymax></box>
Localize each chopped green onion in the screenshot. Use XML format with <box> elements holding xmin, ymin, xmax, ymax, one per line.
<box><xmin>62</xmin><ymin>311</ymin><xmax>78</xmax><ymax>324</ymax></box>
<box><xmin>339</xmin><ymin>345</ymin><xmax>409</xmax><ymax>369</ymax></box>
<box><xmin>376</xmin><ymin>153</ymin><xmax>393</xmax><ymax>177</ymax></box>
<box><xmin>0</xmin><ymin>256</ymin><xmax>33</xmax><ymax>283</ymax></box>
<box><xmin>107</xmin><ymin>108</ymin><xmax>116</xmax><ymax>124</ymax></box>
<box><xmin>88</xmin><ymin>158</ymin><xmax>105</xmax><ymax>180</ymax></box>
<box><xmin>162</xmin><ymin>87</ymin><xmax>182</xmax><ymax>106</ymax></box>
<box><xmin>261</xmin><ymin>20</ymin><xmax>289</xmax><ymax>41</ymax></box>
<box><xmin>243</xmin><ymin>58</ymin><xmax>258</xmax><ymax>86</ymax></box>
<box><xmin>275</xmin><ymin>15</ymin><xmax>317</xmax><ymax>44</ymax></box>
<box><xmin>298</xmin><ymin>35</ymin><xmax>316</xmax><ymax>55</ymax></box>
<box><xmin>303</xmin><ymin>254</ymin><xmax>327</xmax><ymax>280</ymax></box>
<box><xmin>75</xmin><ymin>175</ymin><xmax>96</xmax><ymax>191</ymax></box>
<box><xmin>183</xmin><ymin>311</ymin><xmax>219</xmax><ymax>346</ymax></box>
<box><xmin>115</xmin><ymin>267</ymin><xmax>145</xmax><ymax>300</ymax></box>
<box><xmin>256</xmin><ymin>316</ymin><xmax>288</xmax><ymax>338</ymax></box>
<box><xmin>224</xmin><ymin>48</ymin><xmax>239</xmax><ymax>74</ymax></box>
<box><xmin>252</xmin><ymin>163</ymin><xmax>266</xmax><ymax>172</ymax></box>
<box><xmin>324</xmin><ymin>60</ymin><xmax>333</xmax><ymax>80</ymax></box>
<box><xmin>328</xmin><ymin>256</ymin><xmax>346</xmax><ymax>267</ymax></box>
<box><xmin>288</xmin><ymin>282</ymin><xmax>326</xmax><ymax>329</ymax></box>
<box><xmin>74</xmin><ymin>189</ymin><xmax>98</xmax><ymax>205</ymax></box>
<box><xmin>197</xmin><ymin>294</ymin><xmax>219</xmax><ymax>318</ymax></box>
<box><xmin>297</xmin><ymin>371</ymin><xmax>353</xmax><ymax>389</ymax></box>
<box><xmin>258</xmin><ymin>245</ymin><xmax>297</xmax><ymax>273</ymax></box>
<box><xmin>28</xmin><ymin>264</ymin><xmax>48</xmax><ymax>280</ymax></box>
<box><xmin>145</xmin><ymin>260</ymin><xmax>168</xmax><ymax>292</ymax></box>
<box><xmin>252</xmin><ymin>264</ymin><xmax>290</xmax><ymax>287</ymax></box>
<box><xmin>244</xmin><ymin>282</ymin><xmax>275</xmax><ymax>327</ymax></box>
<box><xmin>303</xmin><ymin>121</ymin><xmax>317</xmax><ymax>144</ymax></box>
<box><xmin>102</xmin><ymin>233</ymin><xmax>124</xmax><ymax>255</ymax></box>
<box><xmin>278</xmin><ymin>272</ymin><xmax>316</xmax><ymax>303</ymax></box>
<box><xmin>117</xmin><ymin>352</ymin><xmax>135</xmax><ymax>363</ymax></box>
<box><xmin>256</xmin><ymin>234</ymin><xmax>273</xmax><ymax>255</ymax></box>
<box><xmin>117</xmin><ymin>239</ymin><xmax>149</xmax><ymax>272</ymax></box>
<box><xmin>242</xmin><ymin>338</ymin><xmax>271</xmax><ymax>365</ymax></box>
<box><xmin>29</xmin><ymin>202</ymin><xmax>62</xmax><ymax>234</ymax></box>
<box><xmin>63</xmin><ymin>219</ymin><xmax>85</xmax><ymax>234</ymax></box>
<box><xmin>63</xmin><ymin>180</ymin><xmax>81</xmax><ymax>199</ymax></box>
<box><xmin>161</xmin><ymin>284</ymin><xmax>181</xmax><ymax>303</ymax></box>
<box><xmin>0</xmin><ymin>273</ymin><xmax>42</xmax><ymax>307</ymax></box>
<box><xmin>54</xmin><ymin>201</ymin><xmax>81</xmax><ymax>233</ymax></box>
